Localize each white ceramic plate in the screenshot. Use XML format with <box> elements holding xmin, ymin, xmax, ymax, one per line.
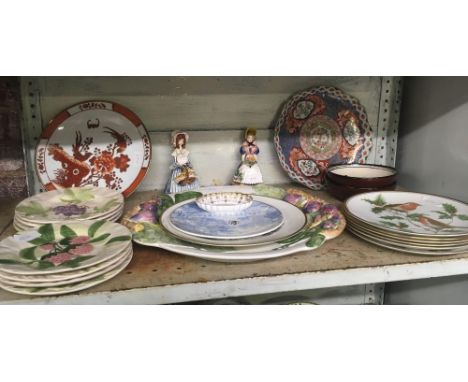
<box><xmin>347</xmin><ymin>225</ymin><xmax>468</xmax><ymax>256</ymax></box>
<box><xmin>35</xmin><ymin>101</ymin><xmax>151</xmax><ymax>197</ymax></box>
<box><xmin>346</xmin><ymin>191</ymin><xmax>468</xmax><ymax>237</ymax></box>
<box><xmin>160</xmin><ymin>195</ymin><xmax>306</xmax><ymax>247</ymax></box>
<box><xmin>0</xmin><ymin>221</ymin><xmax>132</xmax><ymax>275</ymax></box>
<box><xmin>0</xmin><ymin>247</ymin><xmax>132</xmax><ymax>287</ymax></box>
<box><xmin>0</xmin><ymin>251</ymin><xmax>132</xmax><ymax>296</ymax></box>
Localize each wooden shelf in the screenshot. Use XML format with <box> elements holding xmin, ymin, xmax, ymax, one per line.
<box><xmin>1</xmin><ymin>189</ymin><xmax>468</xmax><ymax>304</ymax></box>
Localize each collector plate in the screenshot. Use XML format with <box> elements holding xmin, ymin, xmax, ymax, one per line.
<box><xmin>345</xmin><ymin>191</ymin><xmax>468</xmax><ymax>237</ymax></box>
<box><xmin>274</xmin><ymin>86</ymin><xmax>373</xmax><ymax>190</ymax></box>
<box><xmin>35</xmin><ymin>101</ymin><xmax>151</xmax><ymax>197</ymax></box>
<box><xmin>161</xmin><ymin>195</ymin><xmax>305</xmax><ymax>247</ymax></box>
<box><xmin>168</xmin><ymin>200</ymin><xmax>284</xmax><ymax>240</ymax></box>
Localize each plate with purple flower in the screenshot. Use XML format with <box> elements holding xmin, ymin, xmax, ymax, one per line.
<box><xmin>14</xmin><ymin>186</ymin><xmax>124</xmax><ymax>229</ymax></box>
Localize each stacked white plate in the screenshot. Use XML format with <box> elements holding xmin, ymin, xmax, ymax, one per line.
<box><xmin>0</xmin><ymin>220</ymin><xmax>132</xmax><ymax>296</ymax></box>
<box><xmin>344</xmin><ymin>191</ymin><xmax>468</xmax><ymax>255</ymax></box>
<box><xmin>14</xmin><ymin>186</ymin><xmax>124</xmax><ymax>231</ymax></box>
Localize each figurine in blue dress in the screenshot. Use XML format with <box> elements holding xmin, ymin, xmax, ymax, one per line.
<box><xmin>232</xmin><ymin>128</ymin><xmax>263</xmax><ymax>185</ymax></box>
<box><xmin>164</xmin><ymin>131</ymin><xmax>200</xmax><ymax>194</ymax></box>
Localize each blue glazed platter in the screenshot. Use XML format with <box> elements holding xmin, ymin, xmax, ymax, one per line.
<box><xmin>168</xmin><ymin>200</ymin><xmax>284</xmax><ymax>239</ymax></box>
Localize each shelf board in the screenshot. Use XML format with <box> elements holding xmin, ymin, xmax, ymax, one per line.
<box><xmin>1</xmin><ymin>188</ymin><xmax>468</xmax><ymax>304</ymax></box>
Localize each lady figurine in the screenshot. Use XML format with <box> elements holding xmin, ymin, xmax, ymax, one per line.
<box><xmin>164</xmin><ymin>131</ymin><xmax>200</xmax><ymax>194</ymax></box>
<box><xmin>232</xmin><ymin>128</ymin><xmax>263</xmax><ymax>185</ymax></box>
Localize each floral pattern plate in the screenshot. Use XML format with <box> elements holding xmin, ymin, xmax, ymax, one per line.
<box><xmin>0</xmin><ymin>244</ymin><xmax>131</xmax><ymax>283</ymax></box>
<box><xmin>15</xmin><ymin>186</ymin><xmax>123</xmax><ymax>224</ymax></box>
<box><xmin>346</xmin><ymin>191</ymin><xmax>468</xmax><ymax>237</ymax></box>
<box><xmin>0</xmin><ymin>220</ymin><xmax>132</xmax><ymax>274</ymax></box>
<box><xmin>274</xmin><ymin>86</ymin><xmax>373</xmax><ymax>190</ymax></box>
<box><xmin>128</xmin><ymin>185</ymin><xmax>346</xmax><ymax>262</ymax></box>
<box><xmin>35</xmin><ymin>101</ymin><xmax>151</xmax><ymax>197</ymax></box>
<box><xmin>0</xmin><ymin>252</ymin><xmax>132</xmax><ymax>296</ymax></box>
<box><xmin>0</xmin><ymin>247</ymin><xmax>132</xmax><ymax>287</ymax></box>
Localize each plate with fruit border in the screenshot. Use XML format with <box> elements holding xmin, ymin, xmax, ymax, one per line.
<box><xmin>128</xmin><ymin>185</ymin><xmax>346</xmax><ymax>262</ymax></box>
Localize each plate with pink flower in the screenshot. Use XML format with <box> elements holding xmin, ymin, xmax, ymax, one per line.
<box><xmin>0</xmin><ymin>220</ymin><xmax>132</xmax><ymax>275</ymax></box>
<box><xmin>0</xmin><ymin>251</ymin><xmax>132</xmax><ymax>296</ymax></box>
<box><xmin>35</xmin><ymin>101</ymin><xmax>152</xmax><ymax>197</ymax></box>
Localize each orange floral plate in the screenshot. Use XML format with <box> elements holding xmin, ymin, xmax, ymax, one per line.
<box><xmin>35</xmin><ymin>100</ymin><xmax>152</xmax><ymax>197</ymax></box>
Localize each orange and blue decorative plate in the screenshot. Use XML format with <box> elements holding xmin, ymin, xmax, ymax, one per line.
<box><xmin>35</xmin><ymin>101</ymin><xmax>152</xmax><ymax>197</ymax></box>
<box><xmin>274</xmin><ymin>86</ymin><xmax>373</xmax><ymax>190</ymax></box>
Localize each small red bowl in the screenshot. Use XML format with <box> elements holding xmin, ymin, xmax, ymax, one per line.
<box><xmin>325</xmin><ymin>175</ymin><xmax>396</xmax><ymax>201</ymax></box>
<box><xmin>326</xmin><ymin>164</ymin><xmax>397</xmax><ymax>189</ymax></box>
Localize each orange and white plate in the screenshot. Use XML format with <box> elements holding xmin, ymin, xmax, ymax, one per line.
<box><xmin>35</xmin><ymin>101</ymin><xmax>151</xmax><ymax>197</ymax></box>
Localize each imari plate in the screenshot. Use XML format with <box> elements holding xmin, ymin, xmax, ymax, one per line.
<box><xmin>128</xmin><ymin>185</ymin><xmax>347</xmax><ymax>262</ymax></box>
<box><xmin>15</xmin><ymin>186</ymin><xmax>123</xmax><ymax>224</ymax></box>
<box><xmin>0</xmin><ymin>220</ymin><xmax>132</xmax><ymax>275</ymax></box>
<box><xmin>35</xmin><ymin>101</ymin><xmax>152</xmax><ymax>197</ymax></box>
<box><xmin>274</xmin><ymin>86</ymin><xmax>373</xmax><ymax>190</ymax></box>
<box><xmin>345</xmin><ymin>191</ymin><xmax>468</xmax><ymax>237</ymax></box>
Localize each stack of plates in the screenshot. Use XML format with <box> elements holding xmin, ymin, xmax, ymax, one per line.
<box><xmin>0</xmin><ymin>220</ymin><xmax>132</xmax><ymax>296</ymax></box>
<box><xmin>130</xmin><ymin>185</ymin><xmax>347</xmax><ymax>262</ymax></box>
<box><xmin>344</xmin><ymin>191</ymin><xmax>468</xmax><ymax>255</ymax></box>
<box><xmin>14</xmin><ymin>186</ymin><xmax>124</xmax><ymax>231</ymax></box>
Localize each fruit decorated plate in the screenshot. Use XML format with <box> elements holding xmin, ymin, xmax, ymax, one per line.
<box><xmin>127</xmin><ymin>185</ymin><xmax>347</xmax><ymax>262</ymax></box>
<box><xmin>35</xmin><ymin>101</ymin><xmax>152</xmax><ymax>197</ymax></box>
<box><xmin>274</xmin><ymin>86</ymin><xmax>373</xmax><ymax>190</ymax></box>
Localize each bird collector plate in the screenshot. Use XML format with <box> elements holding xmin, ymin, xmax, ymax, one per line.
<box><xmin>345</xmin><ymin>191</ymin><xmax>468</xmax><ymax>237</ymax></box>
<box><xmin>274</xmin><ymin>86</ymin><xmax>373</xmax><ymax>190</ymax></box>
<box><xmin>35</xmin><ymin>101</ymin><xmax>152</xmax><ymax>197</ymax></box>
